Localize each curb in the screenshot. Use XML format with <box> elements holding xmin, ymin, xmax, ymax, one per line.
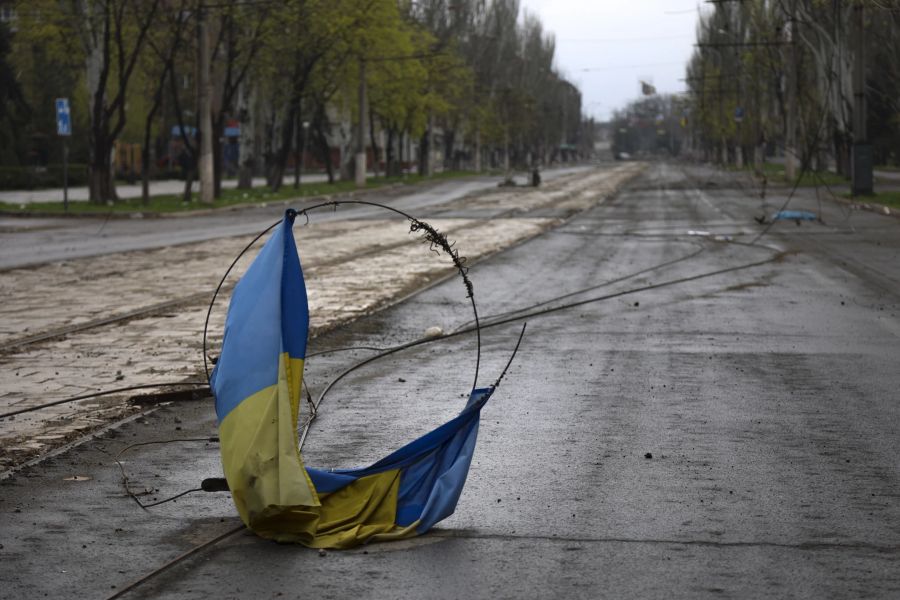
<box><xmin>0</xmin><ymin>176</ymin><xmax>482</xmax><ymax>220</ymax></box>
<box><xmin>0</xmin><ymin>183</ymin><xmax>407</xmax><ymax>221</ymax></box>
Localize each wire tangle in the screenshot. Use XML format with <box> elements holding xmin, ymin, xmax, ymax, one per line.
<box><xmin>408</xmin><ymin>218</ymin><xmax>473</xmax><ymax>298</ymax></box>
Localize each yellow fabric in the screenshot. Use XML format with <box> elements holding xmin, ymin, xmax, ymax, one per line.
<box><xmin>255</xmin><ymin>469</ymin><xmax>420</xmax><ymax>548</ymax></box>
<box><xmin>220</xmin><ymin>353</ymin><xmax>419</xmax><ymax>549</ymax></box>
<box><xmin>219</xmin><ymin>355</ymin><xmax>319</xmax><ymax>526</ymax></box>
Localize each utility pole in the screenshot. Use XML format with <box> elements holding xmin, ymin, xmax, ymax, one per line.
<box><xmin>198</xmin><ymin>3</ymin><xmax>214</xmax><ymax>204</ymax></box>
<box><xmin>851</xmin><ymin>1</ymin><xmax>873</xmax><ymax>195</ymax></box>
<box><xmin>784</xmin><ymin>0</ymin><xmax>798</xmax><ymax>181</ymax></box>
<box><xmin>355</xmin><ymin>59</ymin><xmax>367</xmax><ymax>188</ymax></box>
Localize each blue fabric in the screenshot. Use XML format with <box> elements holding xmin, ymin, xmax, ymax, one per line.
<box><xmin>280</xmin><ymin>221</ymin><xmax>309</xmax><ymax>360</ymax></box>
<box><xmin>773</xmin><ymin>210</ymin><xmax>817</xmax><ymax>221</ymax></box>
<box><xmin>212</xmin><ymin>214</ymin><xmax>304</xmax><ymax>421</ymax></box>
<box><xmin>305</xmin><ymin>469</ymin><xmax>359</xmax><ymax>494</ymax></box>
<box><xmin>305</xmin><ymin>387</ymin><xmax>494</xmax><ymax>531</ymax></box>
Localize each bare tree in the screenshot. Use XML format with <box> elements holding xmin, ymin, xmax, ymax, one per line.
<box><xmin>77</xmin><ymin>0</ymin><xmax>161</xmax><ymax>203</ymax></box>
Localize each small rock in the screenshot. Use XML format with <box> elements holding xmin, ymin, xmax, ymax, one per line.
<box><xmin>633</xmin><ymin>301</ymin><xmax>640</xmax><ymax>307</ymax></box>
<box><xmin>423</xmin><ymin>326</ymin><xmax>444</xmax><ymax>338</ymax></box>
<box><xmin>883</xmin><ymin>206</ymin><xmax>891</xmax><ymax>216</ymax></box>
<box><xmin>398</xmin><ymin>378</ymin><xmax>406</xmax><ymax>383</ymax></box>
<box><xmin>644</xmin><ymin>452</ymin><xmax>653</xmax><ymax>459</ymax></box>
<box><xmin>318</xmin><ymin>549</ymin><xmax>327</xmax><ymax>557</ymax></box>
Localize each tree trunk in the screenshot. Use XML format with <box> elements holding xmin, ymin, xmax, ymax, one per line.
<box><xmin>141</xmin><ymin>138</ymin><xmax>152</xmax><ymax>205</ymax></box>
<box><xmin>213</xmin><ymin>113</ymin><xmax>225</xmax><ymax>198</ymax></box>
<box><xmin>89</xmin><ymin>127</ymin><xmax>117</xmax><ymax>204</ymax></box>
<box><xmin>183</xmin><ymin>168</ymin><xmax>194</xmax><ymax>203</ymax></box>
<box><xmin>474</xmin><ymin>128</ymin><xmax>481</xmax><ymax>172</ymax></box>
<box><xmin>443</xmin><ymin>127</ymin><xmax>455</xmax><ymax>171</ymax></box>
<box><xmin>141</xmin><ymin>78</ymin><xmax>166</xmax><ymax>206</ymax></box>
<box><xmin>237</xmin><ymin>85</ymin><xmax>256</xmax><ymax>189</ymax></box>
<box><xmin>385</xmin><ymin>126</ymin><xmax>396</xmax><ymax>177</ymax></box>
<box><xmin>418</xmin><ymin>130</ymin><xmax>428</xmax><ymax>176</ymax></box>
<box><xmin>270</xmin><ymin>103</ymin><xmax>300</xmax><ymax>192</ymax></box>
<box><xmin>312</xmin><ymin>119</ymin><xmax>334</xmax><ymax>184</ymax></box>
<box><xmin>398</xmin><ymin>130</ymin><xmax>405</xmax><ymax>175</ymax></box>
<box><xmin>369</xmin><ymin>108</ymin><xmax>380</xmax><ymax>178</ymax></box>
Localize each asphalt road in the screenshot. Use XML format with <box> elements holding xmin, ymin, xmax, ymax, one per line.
<box><xmin>1</xmin><ymin>162</ymin><xmax>899</xmax><ymax>599</ymax></box>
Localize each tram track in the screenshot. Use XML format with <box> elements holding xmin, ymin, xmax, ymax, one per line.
<box><xmin>0</xmin><ymin>291</ymin><xmax>215</xmax><ymax>355</ymax></box>
<box><xmin>0</xmin><ymin>216</ymin><xmax>516</xmax><ymax>357</ymax></box>
<box><xmin>0</xmin><ymin>169</ymin><xmax>633</xmax><ymax>358</ymax></box>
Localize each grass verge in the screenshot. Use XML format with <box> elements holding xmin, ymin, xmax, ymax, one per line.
<box><xmin>846</xmin><ymin>190</ymin><xmax>900</xmax><ymax>211</ymax></box>
<box><xmin>733</xmin><ymin>161</ymin><xmax>849</xmax><ymax>188</ymax></box>
<box><xmin>0</xmin><ymin>171</ymin><xmax>475</xmax><ymax>216</ymax></box>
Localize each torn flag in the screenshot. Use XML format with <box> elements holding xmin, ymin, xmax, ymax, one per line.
<box><xmin>210</xmin><ymin>209</ymin><xmax>494</xmax><ymax>548</ymax></box>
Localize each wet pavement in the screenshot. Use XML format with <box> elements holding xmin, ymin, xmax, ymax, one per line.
<box><xmin>1</xmin><ymin>162</ymin><xmax>899</xmax><ymax>599</ymax></box>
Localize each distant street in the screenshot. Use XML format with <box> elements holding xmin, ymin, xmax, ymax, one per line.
<box><xmin>1</xmin><ymin>162</ymin><xmax>899</xmax><ymax>598</ymax></box>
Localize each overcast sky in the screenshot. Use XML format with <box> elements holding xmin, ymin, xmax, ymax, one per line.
<box><xmin>519</xmin><ymin>0</ymin><xmax>708</xmax><ymax>122</ymax></box>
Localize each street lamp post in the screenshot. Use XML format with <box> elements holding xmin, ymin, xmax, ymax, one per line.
<box><xmin>851</xmin><ymin>2</ymin><xmax>872</xmax><ymax>195</ymax></box>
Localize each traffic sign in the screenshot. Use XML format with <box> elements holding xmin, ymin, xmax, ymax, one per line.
<box><xmin>56</xmin><ymin>98</ymin><xmax>71</xmax><ymax>136</ymax></box>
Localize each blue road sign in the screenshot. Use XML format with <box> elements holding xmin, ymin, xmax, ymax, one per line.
<box><xmin>56</xmin><ymin>98</ymin><xmax>71</xmax><ymax>136</ymax></box>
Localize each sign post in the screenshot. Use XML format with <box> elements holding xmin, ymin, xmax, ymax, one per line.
<box><xmin>55</xmin><ymin>98</ymin><xmax>72</xmax><ymax>212</ymax></box>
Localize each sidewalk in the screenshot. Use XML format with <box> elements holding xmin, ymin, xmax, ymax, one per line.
<box><xmin>0</xmin><ymin>174</ymin><xmax>334</xmax><ymax>205</ymax></box>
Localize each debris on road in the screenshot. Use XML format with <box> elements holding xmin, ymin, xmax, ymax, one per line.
<box><xmin>755</xmin><ymin>210</ymin><xmax>818</xmax><ymax>225</ymax></box>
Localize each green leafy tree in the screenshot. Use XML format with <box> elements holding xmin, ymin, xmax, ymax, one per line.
<box><xmin>16</xmin><ymin>0</ymin><xmax>161</xmax><ymax>203</ymax></box>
